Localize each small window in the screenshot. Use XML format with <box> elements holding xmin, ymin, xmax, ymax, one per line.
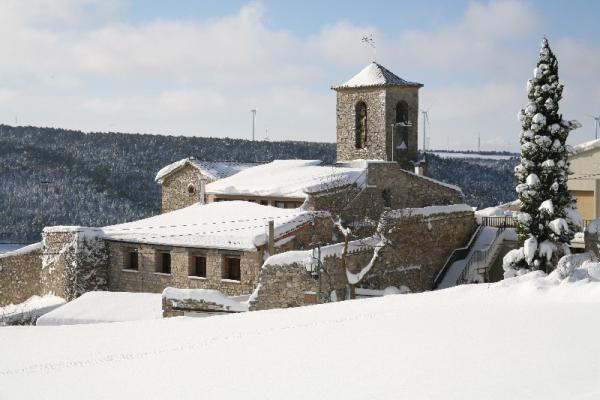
<box><xmin>395</xmin><ymin>101</ymin><xmax>409</xmax><ymax>124</ymax></box>
<box><xmin>382</xmin><ymin>189</ymin><xmax>392</xmax><ymax>208</ymax></box>
<box><xmin>158</xmin><ymin>252</ymin><xmax>171</xmax><ymax>274</ymax></box>
<box><xmin>187</xmin><ymin>184</ymin><xmax>196</xmax><ymax>194</ymax></box>
<box><xmin>260</xmin><ymin>200</ymin><xmax>269</xmax><ymax>206</ymax></box>
<box><xmin>125</xmin><ymin>250</ymin><xmax>138</xmax><ymax>270</ymax></box>
<box><xmin>355</xmin><ymin>101</ymin><xmax>367</xmax><ymax>149</ymax></box>
<box><xmin>223</xmin><ymin>257</ymin><xmax>241</xmax><ymax>281</ymax></box>
<box><xmin>275</xmin><ymin>201</ymin><xmax>286</xmax><ymax>208</ymax></box>
<box><xmin>190</xmin><ymin>256</ymin><xmax>207</xmax><ymax>278</ymax></box>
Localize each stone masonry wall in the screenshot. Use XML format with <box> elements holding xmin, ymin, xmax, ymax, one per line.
<box><xmin>108</xmin><ymin>244</ymin><xmax>262</xmax><ymax>296</ymax></box>
<box><xmin>584</xmin><ymin>230</ymin><xmax>600</xmax><ymax>258</ymax></box>
<box><xmin>161</xmin><ymin>164</ymin><xmax>212</xmax><ymax>213</ymax></box>
<box><xmin>336</xmin><ymin>88</ymin><xmax>387</xmax><ymax>162</ymax></box>
<box><xmin>335</xmin><ymin>86</ymin><xmax>420</xmax><ymax>170</ymax></box>
<box><xmin>0</xmin><ymin>245</ymin><xmax>43</xmax><ymax>307</ymax></box>
<box><xmin>41</xmin><ymin>228</ymin><xmax>109</xmax><ymax>301</ymax></box>
<box><xmin>251</xmin><ymin>208</ymin><xmax>475</xmax><ymax>311</ymax></box>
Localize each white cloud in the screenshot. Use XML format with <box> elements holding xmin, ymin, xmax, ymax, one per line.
<box><xmin>0</xmin><ymin>0</ymin><xmax>598</xmax><ymax>150</ymax></box>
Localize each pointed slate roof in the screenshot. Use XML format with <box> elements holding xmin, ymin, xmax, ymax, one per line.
<box><xmin>332</xmin><ymin>62</ymin><xmax>423</xmax><ymax>90</ymax></box>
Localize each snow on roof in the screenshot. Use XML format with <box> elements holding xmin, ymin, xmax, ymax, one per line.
<box><xmin>162</xmin><ymin>288</ymin><xmax>248</xmax><ymax>312</ymax></box>
<box><xmin>36</xmin><ymin>292</ymin><xmax>163</xmax><ymax>326</ymax></box>
<box><xmin>264</xmin><ymin>236</ymin><xmax>379</xmax><ymax>270</ymax></box>
<box><xmin>5</xmin><ymin>272</ymin><xmax>600</xmax><ymax>399</ymax></box>
<box><xmin>0</xmin><ymin>242</ymin><xmax>42</xmax><ymax>259</ymax></box>
<box><xmin>205</xmin><ymin>160</ymin><xmax>367</xmax><ymax>198</ymax></box>
<box><xmin>155</xmin><ymin>158</ymin><xmax>260</xmax><ymax>183</ymax></box>
<box><xmin>332</xmin><ymin>62</ymin><xmax>423</xmax><ymax>90</ymax></box>
<box><xmin>102</xmin><ymin>201</ymin><xmax>327</xmax><ymax>250</ymax></box>
<box><xmin>569</xmin><ymin>138</ymin><xmax>600</xmax><ymax>156</ymax></box>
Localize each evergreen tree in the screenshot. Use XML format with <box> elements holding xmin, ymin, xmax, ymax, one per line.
<box><xmin>505</xmin><ymin>38</ymin><xmax>582</xmax><ymax>275</ymax></box>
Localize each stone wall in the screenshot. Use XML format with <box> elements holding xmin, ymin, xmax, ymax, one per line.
<box><xmin>336</xmin><ymin>87</ymin><xmax>387</xmax><ymax>163</ymax></box>
<box><xmin>161</xmin><ymin>164</ymin><xmax>210</xmax><ymax>213</ymax></box>
<box><xmin>585</xmin><ymin>230</ymin><xmax>600</xmax><ymax>258</ymax></box>
<box><xmin>41</xmin><ymin>227</ymin><xmax>109</xmax><ymax>301</ymax></box>
<box><xmin>308</xmin><ymin>162</ymin><xmax>464</xmax><ymax>237</ymax></box>
<box><xmin>0</xmin><ymin>244</ymin><xmax>43</xmax><ymax>307</ymax></box>
<box><xmin>335</xmin><ymin>86</ymin><xmax>419</xmax><ymax>170</ymax></box>
<box><xmin>250</xmin><ymin>206</ymin><xmax>475</xmax><ymax>311</ymax></box>
<box><xmin>108</xmin><ymin>244</ymin><xmax>262</xmax><ymax>296</ymax></box>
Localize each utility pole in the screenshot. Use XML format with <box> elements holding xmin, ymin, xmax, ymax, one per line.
<box><xmin>478</xmin><ymin>132</ymin><xmax>481</xmax><ymax>152</ymax></box>
<box><xmin>251</xmin><ymin>109</ymin><xmax>257</xmax><ymax>141</ymax></box>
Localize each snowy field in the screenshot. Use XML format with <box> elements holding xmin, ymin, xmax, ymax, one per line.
<box><xmin>1</xmin><ymin>272</ymin><xmax>599</xmax><ymax>399</ymax></box>
<box><xmin>430</xmin><ymin>151</ymin><xmax>517</xmax><ymax>160</ymax></box>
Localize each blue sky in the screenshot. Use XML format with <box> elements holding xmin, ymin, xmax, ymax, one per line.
<box><xmin>0</xmin><ymin>0</ymin><xmax>598</xmax><ymax>151</ymax></box>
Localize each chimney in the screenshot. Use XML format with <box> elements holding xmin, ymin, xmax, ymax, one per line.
<box><xmin>268</xmin><ymin>219</ymin><xmax>275</xmax><ymax>255</ymax></box>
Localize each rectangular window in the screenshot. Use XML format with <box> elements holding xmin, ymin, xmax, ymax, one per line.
<box><xmin>223</xmin><ymin>257</ymin><xmax>241</xmax><ymax>281</ymax></box>
<box><xmin>260</xmin><ymin>200</ymin><xmax>269</xmax><ymax>206</ymax></box>
<box><xmin>190</xmin><ymin>256</ymin><xmax>207</xmax><ymax>278</ymax></box>
<box><xmin>275</xmin><ymin>201</ymin><xmax>286</xmax><ymax>208</ymax></box>
<box><xmin>159</xmin><ymin>252</ymin><xmax>171</xmax><ymax>274</ymax></box>
<box><xmin>125</xmin><ymin>250</ymin><xmax>138</xmax><ymax>270</ymax></box>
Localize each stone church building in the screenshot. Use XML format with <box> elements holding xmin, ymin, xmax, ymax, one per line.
<box><xmin>1</xmin><ymin>62</ymin><xmax>476</xmax><ymax>311</ymax></box>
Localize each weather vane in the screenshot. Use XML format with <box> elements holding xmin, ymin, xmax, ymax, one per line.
<box><xmin>361</xmin><ymin>34</ymin><xmax>376</xmax><ymax>62</ymax></box>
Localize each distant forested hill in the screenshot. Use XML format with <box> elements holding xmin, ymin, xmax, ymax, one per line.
<box><xmin>0</xmin><ymin>125</ymin><xmax>516</xmax><ymax>242</ymax></box>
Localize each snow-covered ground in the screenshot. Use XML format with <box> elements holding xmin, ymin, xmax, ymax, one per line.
<box><xmin>0</xmin><ymin>295</ymin><xmax>65</xmax><ymax>325</ymax></box>
<box><xmin>430</xmin><ymin>151</ymin><xmax>517</xmax><ymax>160</ymax></box>
<box><xmin>1</xmin><ymin>273</ymin><xmax>599</xmax><ymax>399</ymax></box>
<box><xmin>36</xmin><ymin>292</ymin><xmax>163</xmax><ymax>326</ymax></box>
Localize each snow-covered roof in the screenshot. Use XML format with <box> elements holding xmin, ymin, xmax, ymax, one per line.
<box><xmin>102</xmin><ymin>201</ymin><xmax>327</xmax><ymax>250</ymax></box>
<box><xmin>332</xmin><ymin>62</ymin><xmax>423</xmax><ymax>90</ymax></box>
<box><xmin>155</xmin><ymin>158</ymin><xmax>260</xmax><ymax>183</ymax></box>
<box><xmin>36</xmin><ymin>292</ymin><xmax>163</xmax><ymax>326</ymax></box>
<box><xmin>569</xmin><ymin>138</ymin><xmax>600</xmax><ymax>156</ymax></box>
<box><xmin>0</xmin><ymin>242</ymin><xmax>42</xmax><ymax>259</ymax></box>
<box><xmin>382</xmin><ymin>204</ymin><xmax>473</xmax><ymax>220</ymax></box>
<box><xmin>205</xmin><ymin>160</ymin><xmax>367</xmax><ymax>199</ymax></box>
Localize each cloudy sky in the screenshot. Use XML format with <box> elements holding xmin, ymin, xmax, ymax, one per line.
<box><xmin>1</xmin><ymin>0</ymin><xmax>599</xmax><ymax>151</ymax></box>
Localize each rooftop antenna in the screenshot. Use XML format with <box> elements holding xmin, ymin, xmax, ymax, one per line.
<box><xmin>421</xmin><ymin>109</ymin><xmax>430</xmax><ymax>152</ymax></box>
<box><xmin>361</xmin><ymin>34</ymin><xmax>376</xmax><ymax>62</ymax></box>
<box><xmin>251</xmin><ymin>109</ymin><xmax>257</xmax><ymax>141</ymax></box>
<box><xmin>587</xmin><ymin>114</ymin><xmax>600</xmax><ymax>139</ymax></box>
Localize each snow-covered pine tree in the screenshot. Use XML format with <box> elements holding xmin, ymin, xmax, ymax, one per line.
<box><xmin>504</xmin><ymin>37</ymin><xmax>582</xmax><ymax>276</ymax></box>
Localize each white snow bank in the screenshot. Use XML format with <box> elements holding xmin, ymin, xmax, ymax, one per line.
<box><xmin>102</xmin><ymin>201</ymin><xmax>327</xmax><ymax>250</ymax></box>
<box><xmin>162</xmin><ymin>288</ymin><xmax>248</xmax><ymax>312</ymax></box>
<box><xmin>0</xmin><ymin>295</ymin><xmax>64</xmax><ymax>325</ymax></box>
<box><xmin>36</xmin><ymin>292</ymin><xmax>163</xmax><ymax>326</ymax></box>
<box><xmin>2</xmin><ymin>274</ymin><xmax>600</xmax><ymax>399</ymax></box>
<box><xmin>205</xmin><ymin>160</ymin><xmax>366</xmax><ymax>198</ymax></box>
<box><xmin>0</xmin><ymin>242</ymin><xmax>41</xmax><ymax>259</ymax></box>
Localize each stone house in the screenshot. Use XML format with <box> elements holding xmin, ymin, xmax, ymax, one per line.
<box><xmin>155</xmin><ymin>159</ymin><xmax>260</xmax><ymax>213</ymax></box>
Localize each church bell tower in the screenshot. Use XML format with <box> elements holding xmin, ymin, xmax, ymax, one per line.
<box><xmin>332</xmin><ymin>62</ymin><xmax>423</xmax><ymax>170</ymax></box>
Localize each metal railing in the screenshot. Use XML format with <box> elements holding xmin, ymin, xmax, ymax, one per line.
<box><xmin>481</xmin><ymin>216</ymin><xmax>591</xmax><ymax>232</ymax></box>
<box><xmin>457</xmin><ymin>227</ymin><xmax>505</xmax><ymax>284</ymax></box>
<box><xmin>434</xmin><ymin>225</ymin><xmax>482</xmax><ymax>288</ymax></box>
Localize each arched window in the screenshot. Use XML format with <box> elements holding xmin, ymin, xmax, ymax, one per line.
<box><xmin>395</xmin><ymin>101</ymin><xmax>409</xmax><ymax>124</ymax></box>
<box><xmin>355</xmin><ymin>101</ymin><xmax>367</xmax><ymax>149</ymax></box>
<box><xmin>187</xmin><ymin>183</ymin><xmax>196</xmax><ymax>195</ymax></box>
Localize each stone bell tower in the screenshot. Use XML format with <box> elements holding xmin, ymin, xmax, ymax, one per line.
<box><xmin>332</xmin><ymin>62</ymin><xmax>423</xmax><ymax>170</ymax></box>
